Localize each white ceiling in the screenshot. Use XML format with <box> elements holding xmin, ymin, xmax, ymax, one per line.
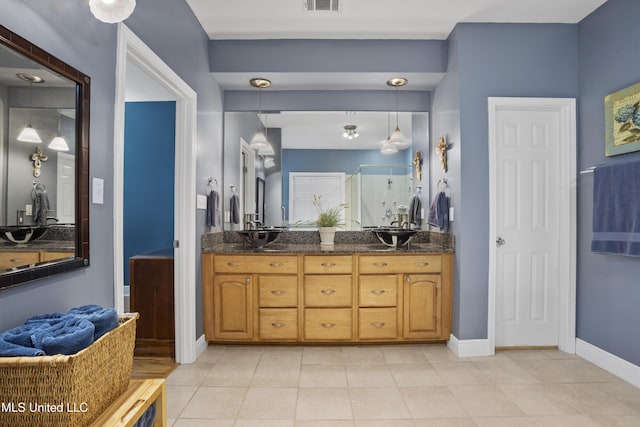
<box><xmin>186</xmin><ymin>0</ymin><xmax>606</xmax><ymax>40</ymax></box>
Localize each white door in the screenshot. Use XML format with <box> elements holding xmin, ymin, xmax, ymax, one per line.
<box><xmin>289</xmin><ymin>172</ymin><xmax>345</xmax><ymax>226</ymax></box>
<box><xmin>492</xmin><ymin>103</ymin><xmax>566</xmax><ymax>347</ymax></box>
<box><xmin>56</xmin><ymin>152</ymin><xmax>75</xmax><ymax>224</ymax></box>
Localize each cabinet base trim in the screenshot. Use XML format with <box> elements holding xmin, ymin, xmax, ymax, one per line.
<box><xmin>576</xmin><ymin>338</ymin><xmax>640</xmax><ymax>388</ymax></box>
<box><xmin>196</xmin><ymin>334</ymin><xmax>208</xmax><ymax>359</ymax></box>
<box><xmin>447</xmin><ymin>334</ymin><xmax>492</xmax><ymax>358</ymax></box>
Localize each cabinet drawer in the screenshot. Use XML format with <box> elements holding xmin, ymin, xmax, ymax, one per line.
<box><xmin>304</xmin><ymin>275</ymin><xmax>352</xmax><ymax>307</ymax></box>
<box><xmin>358</xmin><ymin>255</ymin><xmax>442</xmax><ymax>274</ymax></box>
<box><xmin>259</xmin><ymin>276</ymin><xmax>298</xmax><ymax>307</ymax></box>
<box><xmin>259</xmin><ymin>309</ymin><xmax>298</xmax><ymax>340</ymax></box>
<box><xmin>304</xmin><ymin>308</ymin><xmax>352</xmax><ymax>340</ymax></box>
<box><xmin>358</xmin><ymin>308</ymin><xmax>398</xmax><ymax>340</ymax></box>
<box><xmin>214</xmin><ymin>255</ymin><xmax>297</xmax><ymax>274</ymax></box>
<box><xmin>304</xmin><ymin>255</ymin><xmax>352</xmax><ymax>274</ymax></box>
<box><xmin>359</xmin><ymin>275</ymin><xmax>398</xmax><ymax>307</ymax></box>
<box><xmin>0</xmin><ymin>251</ymin><xmax>40</xmax><ymax>270</ymax></box>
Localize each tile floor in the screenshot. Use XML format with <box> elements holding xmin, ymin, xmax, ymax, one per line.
<box><xmin>165</xmin><ymin>345</ymin><xmax>640</xmax><ymax>426</ymax></box>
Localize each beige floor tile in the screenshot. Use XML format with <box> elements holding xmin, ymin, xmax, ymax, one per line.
<box><xmin>172</xmin><ymin>420</ymin><xmax>234</xmax><ymax>427</ymax></box>
<box><xmin>296</xmin><ymin>421</ymin><xmax>355</xmax><ymax>427</ymax></box>
<box><xmin>539</xmin><ymin>349</ymin><xmax>580</xmax><ymax>360</ymax></box>
<box><xmin>217</xmin><ymin>347</ymin><xmax>264</xmax><ymax>366</ymax></box>
<box><xmin>346</xmin><ymin>364</ymin><xmax>396</xmax><ymax>387</ymax></box>
<box><xmin>300</xmin><ymin>364</ymin><xmax>348</xmax><ymax>388</ymax></box>
<box><xmin>238</xmin><ymin>387</ymin><xmax>298</xmax><ymax>419</ymax></box>
<box><xmin>472</xmin><ymin>416</ymin><xmax>538</xmax><ymax>426</ymax></box>
<box><xmin>390</xmin><ymin>363</ymin><xmax>444</xmax><ymax>387</ymax></box>
<box><xmin>589</xmin><ymin>414</ymin><xmax>640</xmax><ymax>426</ymax></box>
<box><xmin>166</xmin><ymin>385</ymin><xmax>198</xmax><ymax>419</ymax></box>
<box><xmin>421</xmin><ymin>345</ymin><xmax>467</xmax><ymax>363</ymax></box>
<box><xmin>180</xmin><ymin>386</ymin><xmax>246</xmax><ymax>419</ymax></box>
<box><xmin>473</xmin><ymin>358</ymin><xmax>540</xmax><ymax>385</ymax></box>
<box><xmin>556</xmin><ymin>383</ymin><xmax>640</xmax><ymax>416</ymax></box>
<box><xmin>400</xmin><ymin>386</ymin><xmax>468</xmax><ymax>419</ymax></box>
<box><xmin>349</xmin><ymin>387</ymin><xmax>411</xmax><ymax>420</ymax></box>
<box><xmin>342</xmin><ymin>347</ymin><xmax>386</xmax><ymax>364</ymax></box>
<box><xmin>499</xmin><ymin>349</ymin><xmax>553</xmax><ymax>361</ymax></box>
<box><xmin>259</xmin><ymin>347</ymin><xmax>303</xmax><ymax>366</ymax></box>
<box><xmin>595</xmin><ymin>381</ymin><xmax>640</xmax><ymax>413</ymax></box>
<box><xmin>515</xmin><ymin>359</ymin><xmax>619</xmax><ymax>383</ymax></box>
<box><xmin>353</xmin><ymin>420</ymin><xmax>415</xmax><ymax>427</ymax></box>
<box><xmin>449</xmin><ymin>384</ymin><xmax>524</xmax><ymax>417</ymax></box>
<box><xmin>380</xmin><ymin>346</ymin><xmax>427</xmax><ymax>364</ymax></box>
<box><xmin>196</xmin><ymin>345</ymin><xmax>228</xmax><ymax>364</ymax></box>
<box><xmin>529</xmin><ymin>414</ymin><xmax>603</xmax><ymax>427</ymax></box>
<box><xmin>167</xmin><ymin>362</ymin><xmax>213</xmax><ymax>386</ymax></box>
<box><xmin>168</xmin><ymin>417</ymin><xmax>176</xmax><ymax>427</ymax></box>
<box><xmin>302</xmin><ymin>347</ymin><xmax>345</xmax><ymax>364</ymax></box>
<box><xmin>251</xmin><ymin>363</ymin><xmax>300</xmax><ymax>387</ymax></box>
<box><xmin>296</xmin><ymin>388</ymin><xmax>353</xmax><ymax>420</ymax></box>
<box><xmin>431</xmin><ymin>361</ymin><xmax>491</xmax><ymax>385</ymax></box>
<box><xmin>235</xmin><ymin>420</ymin><xmax>295</xmax><ymax>427</ymax></box>
<box><xmin>413</xmin><ymin>419</ymin><xmax>477</xmax><ymax>427</ymax></box>
<box><xmin>202</xmin><ymin>363</ymin><xmax>256</xmax><ymax>387</ymax></box>
<box><xmin>497</xmin><ymin>384</ymin><xmax>580</xmax><ymax>416</ymax></box>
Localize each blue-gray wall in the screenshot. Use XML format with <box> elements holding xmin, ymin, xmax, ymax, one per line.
<box><xmin>577</xmin><ymin>0</ymin><xmax>640</xmax><ymax>366</ymax></box>
<box><xmin>1</xmin><ymin>1</ymin><xmax>223</xmax><ymax>340</ymax></box>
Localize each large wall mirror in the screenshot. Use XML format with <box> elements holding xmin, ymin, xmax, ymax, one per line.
<box><xmin>223</xmin><ymin>110</ymin><xmax>428</xmax><ymax>231</ymax></box>
<box><xmin>0</xmin><ymin>25</ymin><xmax>90</xmax><ymax>290</ymax></box>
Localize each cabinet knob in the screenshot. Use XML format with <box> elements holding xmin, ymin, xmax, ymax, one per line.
<box><xmin>320</xmin><ymin>289</ymin><xmax>336</xmax><ymax>296</ymax></box>
<box><xmin>271</xmin><ymin>322</ymin><xmax>287</xmax><ymax>329</ymax></box>
<box><xmin>320</xmin><ymin>322</ymin><xmax>336</xmax><ymax>329</ymax></box>
<box><xmin>371</xmin><ymin>322</ymin><xmax>386</xmax><ymax>329</ymax></box>
<box><xmin>270</xmin><ymin>289</ymin><xmax>286</xmax><ymax>296</ymax></box>
<box><xmin>370</xmin><ymin>289</ymin><xmax>386</xmax><ymax>296</ymax></box>
<box><xmin>320</xmin><ymin>262</ymin><xmax>336</xmax><ymax>268</ymax></box>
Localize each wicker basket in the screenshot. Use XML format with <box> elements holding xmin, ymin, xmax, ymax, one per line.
<box><xmin>0</xmin><ymin>313</ymin><xmax>137</xmax><ymax>427</ymax></box>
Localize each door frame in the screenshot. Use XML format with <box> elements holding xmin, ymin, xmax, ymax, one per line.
<box><xmin>487</xmin><ymin>97</ymin><xmax>576</xmax><ymax>354</ymax></box>
<box><xmin>113</xmin><ymin>25</ymin><xmax>198</xmax><ymax>363</ymax></box>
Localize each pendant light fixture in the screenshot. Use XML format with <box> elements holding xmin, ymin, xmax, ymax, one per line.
<box><xmin>387</xmin><ymin>77</ymin><xmax>408</xmax><ymax>148</ymax></box>
<box><xmin>249</xmin><ymin>78</ymin><xmax>271</xmax><ymax>150</ymax></box>
<box><xmin>381</xmin><ymin>111</ymin><xmax>398</xmax><ymax>154</ymax></box>
<box><xmin>16</xmin><ymin>73</ymin><xmax>44</xmax><ymax>143</ymax></box>
<box><xmin>89</xmin><ymin>0</ymin><xmax>136</xmax><ymax>24</ymax></box>
<box><xmin>48</xmin><ymin>113</ymin><xmax>70</xmax><ymax>152</ymax></box>
<box><xmin>342</xmin><ymin>125</ymin><xmax>359</xmax><ymax>140</ymax></box>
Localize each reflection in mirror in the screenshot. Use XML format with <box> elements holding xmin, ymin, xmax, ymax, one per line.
<box><xmin>0</xmin><ymin>25</ymin><xmax>90</xmax><ymax>289</ymax></box>
<box><xmin>223</xmin><ymin>111</ymin><xmax>428</xmax><ymax>231</ymax></box>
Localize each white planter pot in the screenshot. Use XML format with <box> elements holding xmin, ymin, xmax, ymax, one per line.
<box><xmin>318</xmin><ymin>226</ymin><xmax>337</xmax><ymax>245</ymax></box>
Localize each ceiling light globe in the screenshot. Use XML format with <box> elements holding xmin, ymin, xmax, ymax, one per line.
<box><xmin>388</xmin><ymin>127</ymin><xmax>406</xmax><ymax>145</ymax></box>
<box><xmin>250</xmin><ymin>131</ymin><xmax>268</xmax><ymax>150</ymax></box>
<box><xmin>380</xmin><ymin>138</ymin><xmax>398</xmax><ymax>154</ymax></box>
<box><xmin>89</xmin><ymin>0</ymin><xmax>136</xmax><ymax>23</ymax></box>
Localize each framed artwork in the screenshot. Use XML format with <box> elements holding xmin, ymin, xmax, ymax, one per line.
<box><xmin>605</xmin><ymin>81</ymin><xmax>640</xmax><ymax>156</ymax></box>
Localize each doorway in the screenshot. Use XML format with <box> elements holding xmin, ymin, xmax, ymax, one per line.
<box><xmin>488</xmin><ymin>97</ymin><xmax>576</xmax><ymax>354</ymax></box>
<box><xmin>113</xmin><ymin>25</ymin><xmax>198</xmax><ymax>364</ymax></box>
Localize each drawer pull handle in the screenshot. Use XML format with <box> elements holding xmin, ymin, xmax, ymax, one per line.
<box><xmin>271</xmin><ymin>322</ymin><xmax>287</xmax><ymax>329</ymax></box>
<box><xmin>371</xmin><ymin>322</ymin><xmax>386</xmax><ymax>329</ymax></box>
<box><xmin>320</xmin><ymin>289</ymin><xmax>336</xmax><ymax>296</ymax></box>
<box><xmin>226</xmin><ymin>262</ymin><xmax>240</xmax><ymax>267</ymax></box>
<box><xmin>269</xmin><ymin>262</ymin><xmax>284</xmax><ymax>268</ymax></box>
<box><xmin>415</xmin><ymin>262</ymin><xmax>430</xmax><ymax>267</ymax></box>
<box><xmin>370</xmin><ymin>289</ymin><xmax>386</xmax><ymax>296</ymax></box>
<box><xmin>10</xmin><ymin>258</ymin><xmax>25</xmax><ymax>263</ymax></box>
<box><xmin>321</xmin><ymin>262</ymin><xmax>336</xmax><ymax>268</ymax></box>
<box><xmin>270</xmin><ymin>289</ymin><xmax>286</xmax><ymax>296</ymax></box>
<box><xmin>373</xmin><ymin>262</ymin><xmax>388</xmax><ymax>268</ymax></box>
<box><xmin>321</xmin><ymin>322</ymin><xmax>336</xmax><ymax>329</ymax></box>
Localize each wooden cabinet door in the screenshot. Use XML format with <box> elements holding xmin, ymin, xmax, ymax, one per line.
<box><xmin>213</xmin><ymin>274</ymin><xmax>253</xmax><ymax>340</ymax></box>
<box><xmin>403</xmin><ymin>274</ymin><xmax>441</xmax><ymax>339</ymax></box>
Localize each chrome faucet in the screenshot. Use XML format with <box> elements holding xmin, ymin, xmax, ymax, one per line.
<box><xmin>244</xmin><ymin>213</ymin><xmax>261</xmax><ymax>230</ymax></box>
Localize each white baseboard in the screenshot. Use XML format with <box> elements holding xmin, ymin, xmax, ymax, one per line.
<box><xmin>195</xmin><ymin>334</ymin><xmax>208</xmax><ymax>360</ymax></box>
<box><xmin>576</xmin><ymin>338</ymin><xmax>640</xmax><ymax>388</ymax></box>
<box><xmin>448</xmin><ymin>334</ymin><xmax>494</xmax><ymax>358</ymax></box>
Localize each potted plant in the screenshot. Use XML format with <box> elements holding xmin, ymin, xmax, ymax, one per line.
<box><xmin>311</xmin><ymin>195</ymin><xmax>347</xmax><ymax>245</ymax></box>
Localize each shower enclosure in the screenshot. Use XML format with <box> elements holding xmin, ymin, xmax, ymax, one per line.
<box><xmin>348</xmin><ymin>164</ymin><xmax>413</xmax><ymax>229</ymax></box>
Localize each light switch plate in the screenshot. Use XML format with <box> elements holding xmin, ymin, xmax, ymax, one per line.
<box><xmin>25</xmin><ymin>204</ymin><xmax>32</xmax><ymax>216</ymax></box>
<box><xmin>92</xmin><ymin>177</ymin><xmax>104</xmax><ymax>205</ymax></box>
<box><xmin>196</xmin><ymin>194</ymin><xmax>207</xmax><ymax>210</ymax></box>
<box><xmin>449</xmin><ymin>207</ymin><xmax>454</xmax><ymax>221</ymax></box>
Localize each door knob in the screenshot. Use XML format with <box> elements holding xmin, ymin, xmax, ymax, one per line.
<box><xmin>496</xmin><ymin>237</ymin><xmax>506</xmax><ymax>246</ymax></box>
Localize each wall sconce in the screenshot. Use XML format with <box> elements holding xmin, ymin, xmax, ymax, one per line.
<box><xmin>89</xmin><ymin>0</ymin><xmax>136</xmax><ymax>24</ymax></box>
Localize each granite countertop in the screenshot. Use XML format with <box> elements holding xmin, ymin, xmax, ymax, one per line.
<box><xmin>0</xmin><ymin>241</ymin><xmax>75</xmax><ymax>251</ymax></box>
<box><xmin>202</xmin><ymin>230</ymin><xmax>455</xmax><ymax>254</ymax></box>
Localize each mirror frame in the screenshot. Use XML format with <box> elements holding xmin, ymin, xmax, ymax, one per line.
<box><xmin>0</xmin><ymin>25</ymin><xmax>90</xmax><ymax>290</ymax></box>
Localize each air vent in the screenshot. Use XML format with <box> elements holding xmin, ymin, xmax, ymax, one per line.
<box><xmin>304</xmin><ymin>0</ymin><xmax>341</xmax><ymax>12</ymax></box>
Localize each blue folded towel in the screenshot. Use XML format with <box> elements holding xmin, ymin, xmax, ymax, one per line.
<box><xmin>68</xmin><ymin>305</ymin><xmax>119</xmax><ymax>340</ymax></box>
<box><xmin>24</xmin><ymin>312</ymin><xmax>67</xmax><ymax>325</ymax></box>
<box><xmin>0</xmin><ymin>323</ymin><xmax>50</xmax><ymax>357</ymax></box>
<box><xmin>31</xmin><ymin>317</ymin><xmax>95</xmax><ymax>356</ymax></box>
<box><xmin>591</xmin><ymin>158</ymin><xmax>640</xmax><ymax>256</ymax></box>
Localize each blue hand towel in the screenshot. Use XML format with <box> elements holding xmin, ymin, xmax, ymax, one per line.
<box><xmin>230</xmin><ymin>194</ymin><xmax>240</xmax><ymax>224</ymax></box>
<box><xmin>206</xmin><ymin>190</ymin><xmax>221</xmax><ymax>227</ymax></box>
<box><xmin>31</xmin><ymin>317</ymin><xmax>95</xmax><ymax>356</ymax></box>
<box><xmin>427</xmin><ymin>191</ymin><xmax>449</xmax><ymax>231</ymax></box>
<box><xmin>591</xmin><ymin>158</ymin><xmax>640</xmax><ymax>256</ymax></box>
<box><xmin>409</xmin><ymin>195</ymin><xmax>422</xmax><ymax>227</ymax></box>
<box><xmin>68</xmin><ymin>305</ymin><xmax>119</xmax><ymax>340</ymax></box>
<box><xmin>0</xmin><ymin>323</ymin><xmax>49</xmax><ymax>356</ymax></box>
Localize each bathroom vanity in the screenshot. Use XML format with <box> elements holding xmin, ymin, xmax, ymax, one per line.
<box><xmin>202</xmin><ymin>232</ymin><xmax>453</xmax><ymax>344</ymax></box>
